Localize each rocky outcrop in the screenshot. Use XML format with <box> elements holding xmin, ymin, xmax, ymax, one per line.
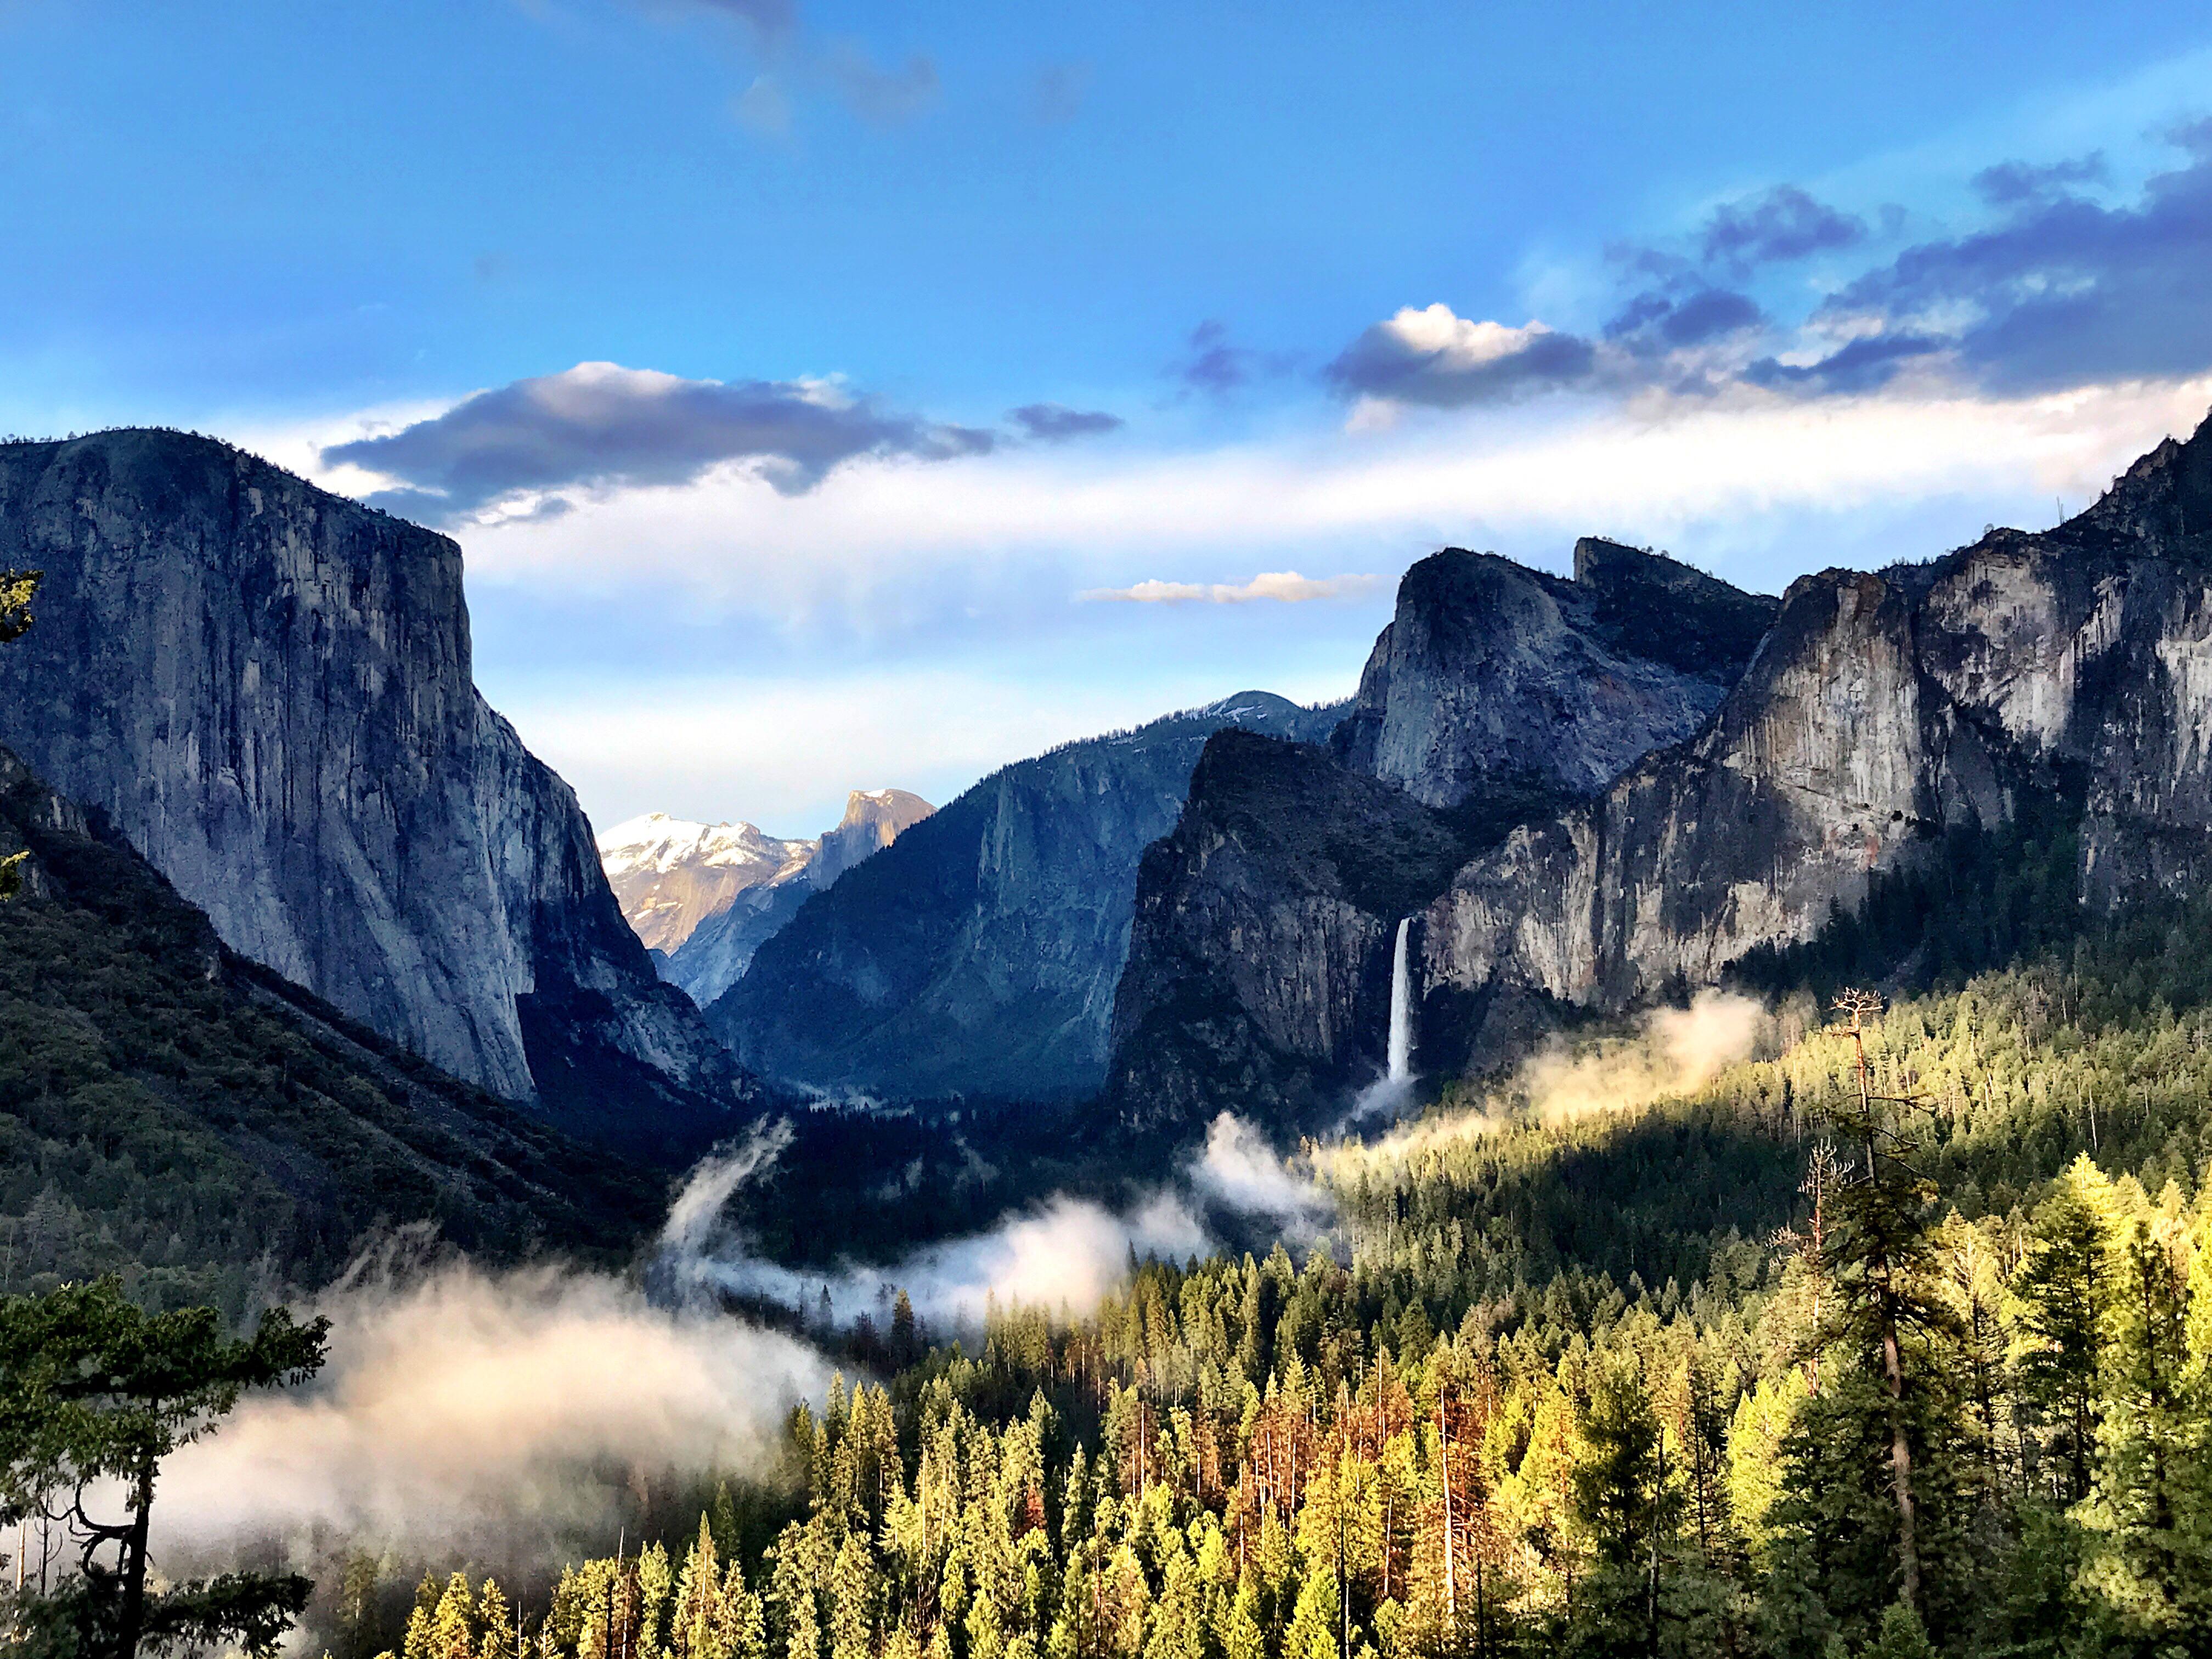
<box><xmin>1423</xmin><ymin>416</ymin><xmax>2212</xmax><ymax>1014</ymax></box>
<box><xmin>0</xmin><ymin>430</ymin><xmax>755</xmax><ymax>1155</ymax></box>
<box><xmin>602</xmin><ymin>789</ymin><xmax>934</xmax><ymax>1007</ymax></box>
<box><xmin>1104</xmin><ymin>545</ymin><xmax>1778</xmax><ymax>1130</ymax></box>
<box><xmin>1331</xmin><ymin>541</ymin><xmax>1778</xmax><ymax>805</ymax></box>
<box><xmin>1105</xmin><ymin>731</ymin><xmax>1477</xmax><ymax>1131</ymax></box>
<box><xmin>712</xmin><ymin>693</ymin><xmax>1344</xmax><ymax>1101</ymax></box>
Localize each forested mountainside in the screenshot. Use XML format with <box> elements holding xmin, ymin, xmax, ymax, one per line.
<box><xmin>365</xmin><ymin>864</ymin><xmax>2212</xmax><ymax>1659</ymax></box>
<box><xmin>1107</xmin><ymin>548</ymin><xmax>1778</xmax><ymax>1132</ymax></box>
<box><xmin>0</xmin><ymin>430</ymin><xmax>755</xmax><ymax>1155</ymax></box>
<box><xmin>712</xmin><ymin>694</ymin><xmax>1345</xmax><ymax>1103</ymax></box>
<box><xmin>0</xmin><ymin>743</ymin><xmax>664</xmax><ymax>1316</ymax></box>
<box><xmin>648</xmin><ymin>790</ymin><xmax>936</xmax><ymax>1008</ymax></box>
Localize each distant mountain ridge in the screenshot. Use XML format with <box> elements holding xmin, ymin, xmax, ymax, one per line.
<box><xmin>711</xmin><ymin>692</ymin><xmax>1347</xmax><ymax>1101</ymax></box>
<box><xmin>0</xmin><ymin>430</ymin><xmax>755</xmax><ymax>1157</ymax></box>
<box><xmin>600</xmin><ymin>788</ymin><xmax>934</xmax><ymax>1006</ymax></box>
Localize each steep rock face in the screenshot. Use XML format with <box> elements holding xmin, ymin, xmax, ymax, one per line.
<box><xmin>1420</xmin><ymin>409</ymin><xmax>2212</xmax><ymax>1023</ymax></box>
<box><xmin>637</xmin><ymin>789</ymin><xmax>934</xmax><ymax>1006</ymax></box>
<box><xmin>0</xmin><ymin>431</ymin><xmax>753</xmax><ymax>1154</ymax></box>
<box><xmin>0</xmin><ymin>741</ymin><xmax>663</xmax><ymax>1292</ymax></box>
<box><xmin>1331</xmin><ymin>541</ymin><xmax>1778</xmax><ymax>805</ymax></box>
<box><xmin>1105</xmin><ymin>731</ymin><xmax>1476</xmax><ymax>1131</ymax></box>
<box><xmin>1105</xmin><ymin>545</ymin><xmax>1777</xmax><ymax>1128</ymax></box>
<box><xmin>713</xmin><ymin>693</ymin><xmax>1343</xmax><ymax>1101</ymax></box>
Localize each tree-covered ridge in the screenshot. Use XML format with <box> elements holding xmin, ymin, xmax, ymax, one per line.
<box><xmin>0</xmin><ymin>744</ymin><xmax>666</xmax><ymax>1315</ymax></box>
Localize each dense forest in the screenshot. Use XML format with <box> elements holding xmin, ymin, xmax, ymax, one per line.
<box><xmin>329</xmin><ymin>875</ymin><xmax>2212</xmax><ymax>1659</ymax></box>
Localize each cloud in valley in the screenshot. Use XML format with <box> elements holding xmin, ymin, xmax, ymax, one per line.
<box><xmin>660</xmin><ymin>1115</ymin><xmax>1339</xmax><ymax>1330</ymax></box>
<box><xmin>665</xmin><ymin>1149</ymin><xmax>1211</xmax><ymax>1327</ymax></box>
<box><xmin>1356</xmin><ymin>990</ymin><xmax>1768</xmax><ymax>1161</ymax></box>
<box><xmin>151</xmin><ymin>1243</ymin><xmax>828</xmax><ymax>1559</ymax></box>
<box><xmin>1079</xmin><ymin>571</ymin><xmax>1379</xmax><ymax>604</ymax></box>
<box><xmin>320</xmin><ymin>362</ymin><xmax>995</xmax><ymax>521</ymax></box>
<box><xmin>1192</xmin><ymin>1114</ymin><xmax>1333</xmax><ymax>1235</ymax></box>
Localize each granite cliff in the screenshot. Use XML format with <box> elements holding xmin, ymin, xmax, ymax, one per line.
<box><xmin>1106</xmin><ymin>544</ymin><xmax>1778</xmax><ymax>1128</ymax></box>
<box><xmin>0</xmin><ymin>430</ymin><xmax>754</xmax><ymax>1156</ymax></box>
<box><xmin>1107</xmin><ymin>413</ymin><xmax>2212</xmax><ymax>1136</ymax></box>
<box><xmin>711</xmin><ymin>693</ymin><xmax>1344</xmax><ymax>1101</ymax></box>
<box><xmin>1420</xmin><ymin>412</ymin><xmax>2212</xmax><ymax>1020</ymax></box>
<box><xmin>0</xmin><ymin>740</ymin><xmax>662</xmax><ymax>1297</ymax></box>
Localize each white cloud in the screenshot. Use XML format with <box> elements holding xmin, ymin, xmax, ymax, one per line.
<box><xmin>1193</xmin><ymin>1113</ymin><xmax>1333</xmax><ymax>1233</ymax></box>
<box><xmin>326</xmin><ymin>375</ymin><xmax>2211</xmax><ymax>620</ymax></box>
<box><xmin>1079</xmin><ymin>571</ymin><xmax>1379</xmax><ymax>604</ymax></box>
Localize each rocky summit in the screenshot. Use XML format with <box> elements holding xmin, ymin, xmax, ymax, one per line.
<box><xmin>1104</xmin><ymin>543</ymin><xmax>1778</xmax><ymax>1130</ymax></box>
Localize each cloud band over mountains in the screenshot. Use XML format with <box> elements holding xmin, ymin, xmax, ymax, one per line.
<box><xmin>321</xmin><ymin>362</ymin><xmax>998</xmax><ymax>521</ymax></box>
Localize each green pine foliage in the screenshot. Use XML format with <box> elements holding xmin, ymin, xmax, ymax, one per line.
<box><xmin>364</xmin><ymin>872</ymin><xmax>2212</xmax><ymax>1659</ymax></box>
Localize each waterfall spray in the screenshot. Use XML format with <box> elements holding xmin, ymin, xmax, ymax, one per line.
<box><xmin>1387</xmin><ymin>916</ymin><xmax>1413</xmax><ymax>1085</ymax></box>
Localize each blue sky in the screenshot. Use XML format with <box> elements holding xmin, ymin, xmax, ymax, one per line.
<box><xmin>5</xmin><ymin>1</ymin><xmax>2212</xmax><ymax>834</ymax></box>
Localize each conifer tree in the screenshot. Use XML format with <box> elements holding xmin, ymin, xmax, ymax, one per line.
<box><xmin>2013</xmin><ymin>1155</ymin><xmax>2116</xmax><ymax>1502</ymax></box>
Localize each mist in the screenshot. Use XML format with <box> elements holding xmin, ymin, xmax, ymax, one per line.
<box><xmin>150</xmin><ymin>1242</ymin><xmax>829</xmax><ymax>1563</ymax></box>
<box><xmin>664</xmin><ymin>1112</ymin><xmax>1338</xmax><ymax>1329</ymax></box>
<box><xmin>1353</xmin><ymin>990</ymin><xmax>1769</xmax><ymax>1160</ymax></box>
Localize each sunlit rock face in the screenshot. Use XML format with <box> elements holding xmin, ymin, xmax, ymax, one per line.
<box><xmin>0</xmin><ymin>430</ymin><xmax>754</xmax><ymax>1154</ymax></box>
<box><xmin>1107</xmin><ymin>544</ymin><xmax>1778</xmax><ymax>1131</ymax></box>
<box><xmin>1421</xmin><ymin>409</ymin><xmax>2212</xmax><ymax>1013</ymax></box>
<box><xmin>1332</xmin><ymin>539</ymin><xmax>1778</xmax><ymax>806</ymax></box>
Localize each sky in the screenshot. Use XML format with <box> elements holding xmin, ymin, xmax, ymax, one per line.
<box><xmin>4</xmin><ymin>2</ymin><xmax>2212</xmax><ymax>835</ymax></box>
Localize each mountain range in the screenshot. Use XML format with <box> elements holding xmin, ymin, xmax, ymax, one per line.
<box><xmin>1107</xmin><ymin>413</ymin><xmax>2212</xmax><ymax>1137</ymax></box>
<box><xmin>706</xmin><ymin>693</ymin><xmax>1346</xmax><ymax>1102</ymax></box>
<box><xmin>3</xmin><ymin>406</ymin><xmax>2211</xmax><ymax>1288</ymax></box>
<box><xmin>599</xmin><ymin>789</ymin><xmax>934</xmax><ymax>1007</ymax></box>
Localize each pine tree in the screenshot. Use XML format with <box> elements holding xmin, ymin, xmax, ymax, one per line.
<box><xmin>2084</xmin><ymin>1194</ymin><xmax>2209</xmax><ymax>1644</ymax></box>
<box><xmin>2013</xmin><ymin>1155</ymin><xmax>2115</xmax><ymax>1502</ymax></box>
<box><xmin>1568</xmin><ymin>1362</ymin><xmax>1681</xmax><ymax>1656</ymax></box>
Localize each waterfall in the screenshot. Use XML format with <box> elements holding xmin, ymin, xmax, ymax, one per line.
<box><xmin>1386</xmin><ymin>916</ymin><xmax>1413</xmax><ymax>1084</ymax></box>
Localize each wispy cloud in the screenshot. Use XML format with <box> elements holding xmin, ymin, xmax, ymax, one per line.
<box><xmin>1011</xmin><ymin>402</ymin><xmax>1123</xmax><ymax>442</ymax></box>
<box><xmin>1079</xmin><ymin>571</ymin><xmax>1380</xmax><ymax>604</ymax></box>
<box><xmin>825</xmin><ymin>40</ymin><xmax>938</xmax><ymax>125</ymax></box>
<box><xmin>321</xmin><ymin>360</ymin><xmax>993</xmax><ymax>521</ymax></box>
